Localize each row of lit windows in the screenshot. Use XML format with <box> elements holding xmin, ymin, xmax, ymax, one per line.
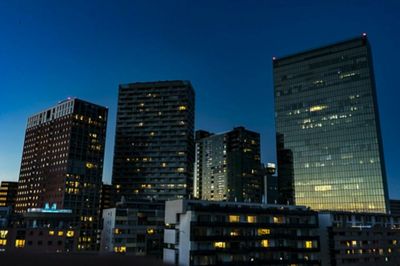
<box><xmin>213</xmin><ymin>240</ymin><xmax>314</xmax><ymax>249</ymax></box>
<box><xmin>228</xmin><ymin>215</ymin><xmax>285</xmax><ymax>224</ymax></box>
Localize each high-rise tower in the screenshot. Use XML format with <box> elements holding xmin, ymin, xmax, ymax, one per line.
<box><xmin>273</xmin><ymin>35</ymin><xmax>388</xmax><ymax>213</ymax></box>
<box><xmin>112</xmin><ymin>80</ymin><xmax>195</xmax><ymax>201</ymax></box>
<box><xmin>194</xmin><ymin>127</ymin><xmax>263</xmax><ymax>203</ymax></box>
<box><xmin>15</xmin><ymin>98</ymin><xmax>108</xmax><ymax>250</ymax></box>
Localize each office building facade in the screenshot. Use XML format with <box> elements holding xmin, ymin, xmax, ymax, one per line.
<box><xmin>100</xmin><ymin>200</ymin><xmax>164</xmax><ymax>257</ymax></box>
<box><xmin>112</xmin><ymin>80</ymin><xmax>195</xmax><ymax>201</ymax></box>
<box><xmin>273</xmin><ymin>35</ymin><xmax>388</xmax><ymax>213</ymax></box>
<box><xmin>2</xmin><ymin>206</ymin><xmax>78</xmax><ymax>253</ymax></box>
<box><xmin>319</xmin><ymin>211</ymin><xmax>400</xmax><ymax>265</ymax></box>
<box><xmin>15</xmin><ymin>98</ymin><xmax>108</xmax><ymax>250</ymax></box>
<box><xmin>164</xmin><ymin>199</ymin><xmax>321</xmax><ymax>266</ymax></box>
<box><xmin>194</xmin><ymin>127</ymin><xmax>263</xmax><ymax>203</ymax></box>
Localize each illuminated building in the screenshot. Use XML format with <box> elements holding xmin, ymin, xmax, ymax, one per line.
<box><xmin>273</xmin><ymin>35</ymin><xmax>389</xmax><ymax>213</ymax></box>
<box><xmin>112</xmin><ymin>80</ymin><xmax>195</xmax><ymax>202</ymax></box>
<box><xmin>100</xmin><ymin>200</ymin><xmax>164</xmax><ymax>257</ymax></box>
<box><xmin>194</xmin><ymin>127</ymin><xmax>263</xmax><ymax>203</ymax></box>
<box><xmin>15</xmin><ymin>98</ymin><xmax>108</xmax><ymax>250</ymax></box>
<box><xmin>109</xmin><ymin>81</ymin><xmax>194</xmax><ymax>257</ymax></box>
<box><xmin>319</xmin><ymin>211</ymin><xmax>400</xmax><ymax>266</ymax></box>
<box><xmin>1</xmin><ymin>206</ymin><xmax>78</xmax><ymax>253</ymax></box>
<box><xmin>0</xmin><ymin>181</ymin><xmax>18</xmax><ymax>209</ymax></box>
<box><xmin>163</xmin><ymin>199</ymin><xmax>321</xmax><ymax>266</ymax></box>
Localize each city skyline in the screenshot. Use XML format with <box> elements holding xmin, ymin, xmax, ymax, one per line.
<box><xmin>1</xmin><ymin>1</ymin><xmax>400</xmax><ymax>199</ymax></box>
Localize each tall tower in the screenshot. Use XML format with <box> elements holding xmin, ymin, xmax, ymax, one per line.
<box><xmin>15</xmin><ymin>98</ymin><xmax>108</xmax><ymax>250</ymax></box>
<box><xmin>112</xmin><ymin>80</ymin><xmax>195</xmax><ymax>201</ymax></box>
<box><xmin>273</xmin><ymin>35</ymin><xmax>389</xmax><ymax>213</ymax></box>
<box><xmin>194</xmin><ymin>127</ymin><xmax>263</xmax><ymax>203</ymax></box>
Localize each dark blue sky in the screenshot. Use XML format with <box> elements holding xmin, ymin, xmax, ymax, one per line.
<box><xmin>1</xmin><ymin>0</ymin><xmax>399</xmax><ymax>198</ymax></box>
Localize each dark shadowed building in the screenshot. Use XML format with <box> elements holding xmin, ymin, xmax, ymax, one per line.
<box><xmin>112</xmin><ymin>80</ymin><xmax>195</xmax><ymax>202</ymax></box>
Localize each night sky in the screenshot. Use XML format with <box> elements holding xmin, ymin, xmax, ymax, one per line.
<box><xmin>1</xmin><ymin>1</ymin><xmax>399</xmax><ymax>198</ymax></box>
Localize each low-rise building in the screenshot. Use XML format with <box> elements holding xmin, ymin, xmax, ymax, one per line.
<box><xmin>1</xmin><ymin>205</ymin><xmax>78</xmax><ymax>253</ymax></box>
<box><xmin>163</xmin><ymin>199</ymin><xmax>321</xmax><ymax>266</ymax></box>
<box><xmin>319</xmin><ymin>211</ymin><xmax>400</xmax><ymax>265</ymax></box>
<box><xmin>100</xmin><ymin>200</ymin><xmax>164</xmax><ymax>257</ymax></box>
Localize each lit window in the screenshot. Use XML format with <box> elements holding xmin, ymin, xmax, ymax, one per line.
<box><xmin>273</xmin><ymin>216</ymin><xmax>283</xmax><ymax>224</ymax></box>
<box><xmin>261</xmin><ymin>239</ymin><xmax>269</xmax><ymax>247</ymax></box>
<box><xmin>0</xmin><ymin>230</ymin><xmax>8</xmax><ymax>238</ymax></box>
<box><xmin>314</xmin><ymin>185</ymin><xmax>332</xmax><ymax>192</ymax></box>
<box><xmin>15</xmin><ymin>239</ymin><xmax>25</xmax><ymax>248</ymax></box>
<box><xmin>86</xmin><ymin>162</ymin><xmax>94</xmax><ymax>169</ymax></box>
<box><xmin>114</xmin><ymin>246</ymin><xmax>127</xmax><ymax>253</ymax></box>
<box><xmin>161</xmin><ymin>163</ymin><xmax>167</xmax><ymax>167</ymax></box>
<box><xmin>49</xmin><ymin>231</ymin><xmax>55</xmax><ymax>236</ymax></box>
<box><xmin>339</xmin><ymin>72</ymin><xmax>357</xmax><ymax>79</ymax></box>
<box><xmin>305</xmin><ymin>241</ymin><xmax>313</xmax><ymax>249</ymax></box>
<box><xmin>214</xmin><ymin>242</ymin><xmax>226</xmax><ymax>248</ymax></box>
<box><xmin>310</xmin><ymin>105</ymin><xmax>327</xmax><ymax>112</ymax></box>
<box><xmin>229</xmin><ymin>215</ymin><xmax>240</xmax><ymax>223</ymax></box>
<box><xmin>258</xmin><ymin>228</ymin><xmax>270</xmax><ymax>235</ymax></box>
<box><xmin>177</xmin><ymin>167</ymin><xmax>185</xmax><ymax>172</ymax></box>
<box><xmin>351</xmin><ymin>240</ymin><xmax>357</xmax><ymax>247</ymax></box>
<box><xmin>147</xmin><ymin>228</ymin><xmax>155</xmax><ymax>235</ymax></box>
<box><xmin>58</xmin><ymin>231</ymin><xmax>64</xmax><ymax>236</ymax></box>
<box><xmin>247</xmin><ymin>216</ymin><xmax>256</xmax><ymax>223</ymax></box>
<box><xmin>230</xmin><ymin>230</ymin><xmax>239</xmax><ymax>237</ymax></box>
<box><xmin>178</xmin><ymin>105</ymin><xmax>187</xmax><ymax>111</ymax></box>
<box><xmin>0</xmin><ymin>239</ymin><xmax>6</xmax><ymax>246</ymax></box>
<box><xmin>66</xmin><ymin>231</ymin><xmax>74</xmax><ymax>237</ymax></box>
<box><xmin>114</xmin><ymin>228</ymin><xmax>121</xmax><ymax>235</ymax></box>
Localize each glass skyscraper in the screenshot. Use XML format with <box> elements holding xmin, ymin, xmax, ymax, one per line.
<box><xmin>273</xmin><ymin>35</ymin><xmax>389</xmax><ymax>213</ymax></box>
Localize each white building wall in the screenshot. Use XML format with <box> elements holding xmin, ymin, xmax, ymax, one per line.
<box><xmin>178</xmin><ymin>211</ymin><xmax>192</xmax><ymax>266</ymax></box>
<box><xmin>100</xmin><ymin>208</ymin><xmax>116</xmax><ymax>252</ymax></box>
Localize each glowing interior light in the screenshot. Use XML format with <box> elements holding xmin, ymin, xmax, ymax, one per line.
<box><xmin>310</xmin><ymin>105</ymin><xmax>327</xmax><ymax>112</ymax></box>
